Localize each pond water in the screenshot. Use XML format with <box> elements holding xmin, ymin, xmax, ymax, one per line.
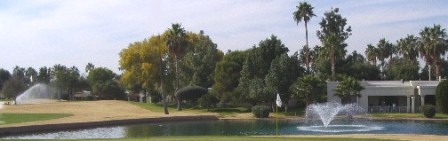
<box><xmin>3</xmin><ymin>119</ymin><xmax>448</xmax><ymax>139</ymax></box>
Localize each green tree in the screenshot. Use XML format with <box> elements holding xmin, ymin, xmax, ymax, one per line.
<box><xmin>290</xmin><ymin>75</ymin><xmax>326</xmax><ymax>106</ymax></box>
<box><xmin>436</xmin><ymin>80</ymin><xmax>448</xmax><ymax>114</ymax></box>
<box><xmin>385</xmin><ymin>57</ymin><xmax>420</xmax><ymax>80</ymax></box>
<box><xmin>265</xmin><ymin>53</ymin><xmax>301</xmax><ymax>111</ymax></box>
<box><xmin>419</xmin><ymin>24</ymin><xmax>447</xmax><ymax>81</ymax></box>
<box><xmin>293</xmin><ymin>2</ymin><xmax>315</xmax><ymax>72</ymax></box>
<box><xmin>238</xmin><ymin>35</ymin><xmax>289</xmax><ymax>104</ymax></box>
<box><xmin>299</xmin><ymin>45</ymin><xmax>315</xmax><ymax>73</ymax></box>
<box><xmin>365</xmin><ymin>44</ymin><xmax>379</xmax><ymax>65</ymax></box>
<box><xmin>51</xmin><ymin>65</ymin><xmax>80</xmax><ymax>100</ymax></box>
<box><xmin>182</xmin><ymin>32</ymin><xmax>223</xmax><ymax>88</ymax></box>
<box><xmin>1</xmin><ymin>77</ymin><xmax>27</xmax><ymax>101</ymax></box>
<box><xmin>213</xmin><ymin>51</ymin><xmax>246</xmax><ymax>102</ymax></box>
<box><xmin>397</xmin><ymin>35</ymin><xmax>419</xmax><ymax>63</ymax></box>
<box><xmin>85</xmin><ymin>63</ymin><xmax>95</xmax><ymax>73</ymax></box>
<box><xmin>88</xmin><ymin>67</ymin><xmax>124</xmax><ymax>99</ymax></box>
<box><xmin>12</xmin><ymin>66</ymin><xmax>26</xmax><ymax>82</ymax></box>
<box><xmin>36</xmin><ymin>67</ymin><xmax>51</xmax><ymax>84</ymax></box>
<box><xmin>166</xmin><ymin>23</ymin><xmax>188</xmax><ymax>111</ymax></box>
<box><xmin>334</xmin><ymin>76</ymin><xmax>364</xmax><ymax>104</ymax></box>
<box><xmin>0</xmin><ymin>68</ymin><xmax>11</xmax><ymax>92</ymax></box>
<box><xmin>376</xmin><ymin>38</ymin><xmax>395</xmax><ymax>79</ymax></box>
<box><xmin>317</xmin><ymin>8</ymin><xmax>352</xmax><ymax>80</ymax></box>
<box><xmin>25</xmin><ymin>67</ymin><xmax>37</xmax><ymax>85</ymax></box>
<box><xmin>343</xmin><ymin>51</ymin><xmax>380</xmax><ymax>80</ymax></box>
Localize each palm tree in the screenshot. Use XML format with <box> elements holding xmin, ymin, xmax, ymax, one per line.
<box><xmin>397</xmin><ymin>35</ymin><xmax>419</xmax><ymax>63</ymax></box>
<box><xmin>317</xmin><ymin>8</ymin><xmax>351</xmax><ymax>80</ymax></box>
<box><xmin>365</xmin><ymin>44</ymin><xmax>379</xmax><ymax>65</ymax></box>
<box><xmin>419</xmin><ymin>24</ymin><xmax>448</xmax><ymax>81</ymax></box>
<box><xmin>299</xmin><ymin>45</ymin><xmax>314</xmax><ymax>73</ymax></box>
<box><xmin>334</xmin><ymin>76</ymin><xmax>364</xmax><ymax>104</ymax></box>
<box><xmin>293</xmin><ymin>2</ymin><xmax>315</xmax><ymax>72</ymax></box>
<box><xmin>166</xmin><ymin>23</ymin><xmax>187</xmax><ymax>111</ymax></box>
<box><xmin>377</xmin><ymin>38</ymin><xmax>394</xmax><ymax>79</ymax></box>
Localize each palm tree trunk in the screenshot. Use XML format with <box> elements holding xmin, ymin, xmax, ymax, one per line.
<box><xmin>435</xmin><ymin>63</ymin><xmax>440</xmax><ymax>81</ymax></box>
<box><xmin>331</xmin><ymin>54</ymin><xmax>336</xmax><ymax>81</ymax></box>
<box><xmin>428</xmin><ymin>64</ymin><xmax>432</xmax><ymax>81</ymax></box>
<box><xmin>174</xmin><ymin>55</ymin><xmax>182</xmax><ymax>111</ymax></box>
<box><xmin>305</xmin><ymin>21</ymin><xmax>309</xmax><ymax>49</ymax></box>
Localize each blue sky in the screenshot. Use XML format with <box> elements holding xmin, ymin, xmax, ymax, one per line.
<box><xmin>0</xmin><ymin>0</ymin><xmax>447</xmax><ymax>74</ymax></box>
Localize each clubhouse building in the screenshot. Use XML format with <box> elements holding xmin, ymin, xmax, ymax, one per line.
<box><xmin>327</xmin><ymin>81</ymin><xmax>441</xmax><ymax>113</ymax></box>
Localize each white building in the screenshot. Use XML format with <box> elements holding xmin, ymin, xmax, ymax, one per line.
<box><xmin>327</xmin><ymin>81</ymin><xmax>440</xmax><ymax>113</ymax></box>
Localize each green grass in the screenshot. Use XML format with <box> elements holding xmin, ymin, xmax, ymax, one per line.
<box><xmin>0</xmin><ymin>136</ymin><xmax>400</xmax><ymax>141</ymax></box>
<box><xmin>368</xmin><ymin>113</ymin><xmax>448</xmax><ymax>119</ymax></box>
<box><xmin>0</xmin><ymin>113</ymin><xmax>72</xmax><ymax>125</ymax></box>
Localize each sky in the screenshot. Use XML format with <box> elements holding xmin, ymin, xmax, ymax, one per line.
<box><xmin>0</xmin><ymin>0</ymin><xmax>447</xmax><ymax>74</ymax></box>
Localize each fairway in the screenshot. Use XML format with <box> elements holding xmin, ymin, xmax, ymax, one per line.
<box><xmin>0</xmin><ymin>113</ymin><xmax>71</xmax><ymax>125</ymax></box>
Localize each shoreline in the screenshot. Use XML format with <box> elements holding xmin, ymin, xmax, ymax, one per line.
<box><xmin>0</xmin><ymin>115</ymin><xmax>218</xmax><ymax>136</ymax></box>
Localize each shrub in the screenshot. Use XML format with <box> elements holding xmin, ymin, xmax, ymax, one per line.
<box><xmin>252</xmin><ymin>105</ymin><xmax>271</xmax><ymax>118</ymax></box>
<box><xmin>198</xmin><ymin>94</ymin><xmax>219</xmax><ymax>110</ymax></box>
<box><xmin>422</xmin><ymin>105</ymin><xmax>436</xmax><ymax>118</ymax></box>
<box><xmin>175</xmin><ymin>86</ymin><xmax>208</xmax><ymax>102</ymax></box>
<box><xmin>436</xmin><ymin>80</ymin><xmax>448</xmax><ymax>114</ymax></box>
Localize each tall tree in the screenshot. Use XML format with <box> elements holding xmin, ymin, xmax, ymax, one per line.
<box><xmin>299</xmin><ymin>45</ymin><xmax>314</xmax><ymax>73</ymax></box>
<box><xmin>182</xmin><ymin>32</ymin><xmax>223</xmax><ymax>88</ymax></box>
<box><xmin>317</xmin><ymin>8</ymin><xmax>351</xmax><ymax>80</ymax></box>
<box><xmin>213</xmin><ymin>51</ymin><xmax>246</xmax><ymax>102</ymax></box>
<box><xmin>36</xmin><ymin>67</ymin><xmax>51</xmax><ymax>84</ymax></box>
<box><xmin>85</xmin><ymin>63</ymin><xmax>95</xmax><ymax>73</ymax></box>
<box><xmin>166</xmin><ymin>23</ymin><xmax>188</xmax><ymax>111</ymax></box>
<box><xmin>265</xmin><ymin>53</ymin><xmax>301</xmax><ymax>112</ymax></box>
<box><xmin>397</xmin><ymin>35</ymin><xmax>419</xmax><ymax>63</ymax></box>
<box><xmin>419</xmin><ymin>24</ymin><xmax>447</xmax><ymax>81</ymax></box>
<box><xmin>365</xmin><ymin>44</ymin><xmax>379</xmax><ymax>65</ymax></box>
<box><xmin>293</xmin><ymin>2</ymin><xmax>315</xmax><ymax>72</ymax></box>
<box><xmin>25</xmin><ymin>67</ymin><xmax>37</xmax><ymax>85</ymax></box>
<box><xmin>377</xmin><ymin>38</ymin><xmax>394</xmax><ymax>79</ymax></box>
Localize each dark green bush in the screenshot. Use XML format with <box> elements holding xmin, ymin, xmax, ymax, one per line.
<box><xmin>198</xmin><ymin>94</ymin><xmax>219</xmax><ymax>110</ymax></box>
<box><xmin>436</xmin><ymin>80</ymin><xmax>448</xmax><ymax>114</ymax></box>
<box><xmin>175</xmin><ymin>86</ymin><xmax>208</xmax><ymax>102</ymax></box>
<box><xmin>252</xmin><ymin>105</ymin><xmax>271</xmax><ymax>118</ymax></box>
<box><xmin>422</xmin><ymin>105</ymin><xmax>436</xmax><ymax>118</ymax></box>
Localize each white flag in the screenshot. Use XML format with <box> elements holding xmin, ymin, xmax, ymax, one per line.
<box><xmin>276</xmin><ymin>93</ymin><xmax>282</xmax><ymax>107</ymax></box>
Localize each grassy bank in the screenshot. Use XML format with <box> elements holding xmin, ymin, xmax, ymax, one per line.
<box><xmin>0</xmin><ymin>113</ymin><xmax>72</xmax><ymax>125</ymax></box>
<box><xmin>2</xmin><ymin>136</ymin><xmax>399</xmax><ymax>141</ymax></box>
<box><xmin>369</xmin><ymin>113</ymin><xmax>448</xmax><ymax>119</ymax></box>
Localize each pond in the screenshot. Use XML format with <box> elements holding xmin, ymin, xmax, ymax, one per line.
<box><xmin>3</xmin><ymin>119</ymin><xmax>448</xmax><ymax>139</ymax></box>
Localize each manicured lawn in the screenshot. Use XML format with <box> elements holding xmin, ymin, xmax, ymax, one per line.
<box><xmin>1</xmin><ymin>136</ymin><xmax>399</xmax><ymax>141</ymax></box>
<box><xmin>369</xmin><ymin>113</ymin><xmax>448</xmax><ymax>119</ymax></box>
<box><xmin>0</xmin><ymin>113</ymin><xmax>72</xmax><ymax>125</ymax></box>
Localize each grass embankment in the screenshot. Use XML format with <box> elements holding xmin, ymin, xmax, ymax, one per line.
<box><xmin>0</xmin><ymin>113</ymin><xmax>72</xmax><ymax>125</ymax></box>
<box><xmin>369</xmin><ymin>113</ymin><xmax>448</xmax><ymax>119</ymax></box>
<box><xmin>1</xmin><ymin>136</ymin><xmax>399</xmax><ymax>141</ymax></box>
<box><xmin>130</xmin><ymin>101</ymin><xmax>306</xmax><ymax>118</ymax></box>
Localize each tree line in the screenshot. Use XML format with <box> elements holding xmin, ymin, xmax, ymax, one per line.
<box><xmin>0</xmin><ymin>64</ymin><xmax>125</xmax><ymax>102</ymax></box>
<box><xmin>118</xmin><ymin>2</ymin><xmax>447</xmax><ymax>113</ymax></box>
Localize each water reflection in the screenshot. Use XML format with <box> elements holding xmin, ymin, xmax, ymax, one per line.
<box><xmin>3</xmin><ymin>119</ymin><xmax>448</xmax><ymax>139</ymax></box>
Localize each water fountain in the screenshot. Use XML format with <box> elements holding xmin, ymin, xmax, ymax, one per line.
<box><xmin>298</xmin><ymin>102</ymin><xmax>383</xmax><ymax>133</ymax></box>
<box><xmin>15</xmin><ymin>83</ymin><xmax>51</xmax><ymax>104</ymax></box>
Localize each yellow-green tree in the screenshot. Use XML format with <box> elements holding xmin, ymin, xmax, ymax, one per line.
<box><xmin>119</xmin><ymin>34</ymin><xmax>170</xmax><ymax>114</ymax></box>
